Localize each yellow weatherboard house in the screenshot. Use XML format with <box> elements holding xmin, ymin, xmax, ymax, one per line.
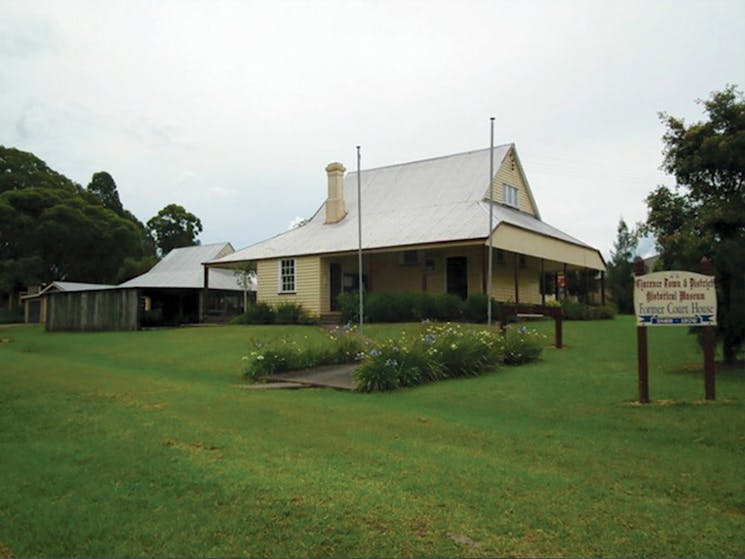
<box><xmin>205</xmin><ymin>144</ymin><xmax>606</xmax><ymax>319</ymax></box>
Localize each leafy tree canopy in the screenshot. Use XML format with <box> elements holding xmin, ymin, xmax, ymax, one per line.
<box><xmin>87</xmin><ymin>171</ymin><xmax>124</xmax><ymax>214</ymax></box>
<box><xmin>0</xmin><ymin>146</ymin><xmax>152</xmax><ymax>299</ymax></box>
<box><xmin>643</xmin><ymin>85</ymin><xmax>745</xmax><ymax>363</ymax></box>
<box><xmin>147</xmin><ymin>203</ymin><xmax>203</xmax><ymax>256</ymax></box>
<box><xmin>0</xmin><ymin>146</ymin><xmax>80</xmax><ymax>195</ymax></box>
<box><xmin>606</xmin><ymin>218</ymin><xmax>638</xmax><ymax>314</ymax></box>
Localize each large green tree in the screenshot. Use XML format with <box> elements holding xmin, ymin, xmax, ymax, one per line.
<box><xmin>643</xmin><ymin>85</ymin><xmax>745</xmax><ymax>364</ymax></box>
<box><xmin>0</xmin><ymin>147</ymin><xmax>150</xmax><ymax>303</ymax></box>
<box><xmin>87</xmin><ymin>171</ymin><xmax>124</xmax><ymax>214</ymax></box>
<box><xmin>85</xmin><ymin>171</ymin><xmax>157</xmax><ymax>269</ymax></box>
<box><xmin>147</xmin><ymin>203</ymin><xmax>203</xmax><ymax>256</ymax></box>
<box><xmin>606</xmin><ymin>218</ymin><xmax>637</xmax><ymax>314</ymax></box>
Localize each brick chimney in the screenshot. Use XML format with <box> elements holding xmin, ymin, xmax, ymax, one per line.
<box><xmin>324</xmin><ymin>162</ymin><xmax>347</xmax><ymax>224</ymax></box>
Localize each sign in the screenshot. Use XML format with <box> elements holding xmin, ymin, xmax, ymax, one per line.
<box><xmin>634</xmin><ymin>271</ymin><xmax>717</xmax><ymax>326</ymax></box>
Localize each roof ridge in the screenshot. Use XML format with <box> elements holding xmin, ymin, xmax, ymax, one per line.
<box><xmin>346</xmin><ymin>143</ymin><xmax>513</xmax><ymax>175</ymax></box>
<box><xmin>170</xmin><ymin>241</ymin><xmax>229</xmax><ymax>250</ymax></box>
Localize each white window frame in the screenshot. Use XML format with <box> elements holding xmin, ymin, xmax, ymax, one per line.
<box><xmin>278</xmin><ymin>258</ymin><xmax>296</xmax><ymax>293</ymax></box>
<box><xmin>503</xmin><ymin>183</ymin><xmax>519</xmax><ymax>208</ymax></box>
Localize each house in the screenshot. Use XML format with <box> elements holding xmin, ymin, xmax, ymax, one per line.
<box><xmin>42</xmin><ymin>243</ymin><xmax>253</xmax><ymax>331</ymax></box>
<box><xmin>205</xmin><ymin>144</ymin><xmax>606</xmax><ymax>319</ymax></box>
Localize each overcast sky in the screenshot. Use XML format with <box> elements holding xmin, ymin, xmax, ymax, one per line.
<box><xmin>1</xmin><ymin>0</ymin><xmax>743</xmax><ymax>258</ymax></box>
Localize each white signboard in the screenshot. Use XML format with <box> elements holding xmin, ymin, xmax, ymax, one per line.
<box><xmin>634</xmin><ymin>271</ymin><xmax>717</xmax><ymax>326</ymax></box>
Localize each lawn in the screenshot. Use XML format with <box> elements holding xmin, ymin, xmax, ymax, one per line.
<box><xmin>0</xmin><ymin>318</ymin><xmax>743</xmax><ymax>557</ymax></box>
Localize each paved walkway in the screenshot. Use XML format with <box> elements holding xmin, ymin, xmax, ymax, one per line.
<box><xmin>262</xmin><ymin>363</ymin><xmax>359</xmax><ymax>391</ymax></box>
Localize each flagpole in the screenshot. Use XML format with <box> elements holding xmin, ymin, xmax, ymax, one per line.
<box><xmin>487</xmin><ymin>117</ymin><xmax>495</xmax><ymax>327</ymax></box>
<box><xmin>357</xmin><ymin>145</ymin><xmax>363</xmax><ymax>333</ymax></box>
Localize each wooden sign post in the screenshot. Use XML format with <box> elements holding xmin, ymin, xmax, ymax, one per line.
<box><xmin>632</xmin><ymin>257</ymin><xmax>717</xmax><ymax>403</ymax></box>
<box><xmin>701</xmin><ymin>258</ymin><xmax>716</xmax><ymax>400</ymax></box>
<box><xmin>633</xmin><ymin>258</ymin><xmax>650</xmax><ymax>403</ymax></box>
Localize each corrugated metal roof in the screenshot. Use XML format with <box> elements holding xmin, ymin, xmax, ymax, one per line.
<box><xmin>121</xmin><ymin>243</ymin><xmax>248</xmax><ymax>291</ymax></box>
<box><xmin>53</xmin><ymin>281</ymin><xmax>116</xmax><ymax>292</ymax></box>
<box><xmin>209</xmin><ymin>145</ymin><xmax>598</xmax><ymax>265</ymax></box>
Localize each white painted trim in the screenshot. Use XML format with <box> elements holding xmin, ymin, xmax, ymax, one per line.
<box><xmin>278</xmin><ymin>258</ymin><xmax>297</xmax><ymax>294</ymax></box>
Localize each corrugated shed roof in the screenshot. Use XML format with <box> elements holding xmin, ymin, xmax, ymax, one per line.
<box><xmin>121</xmin><ymin>243</ymin><xmax>248</xmax><ymax>291</ymax></box>
<box><xmin>209</xmin><ymin>145</ymin><xmax>597</xmax><ymax>264</ymax></box>
<box><xmin>21</xmin><ymin>281</ymin><xmax>115</xmax><ymax>300</ymax></box>
<box><xmin>52</xmin><ymin>281</ymin><xmax>116</xmax><ymax>292</ymax></box>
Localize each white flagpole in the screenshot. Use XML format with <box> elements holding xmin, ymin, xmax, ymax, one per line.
<box><xmin>357</xmin><ymin>145</ymin><xmax>363</xmax><ymax>332</ymax></box>
<box><xmin>487</xmin><ymin>117</ymin><xmax>495</xmax><ymax>327</ymax></box>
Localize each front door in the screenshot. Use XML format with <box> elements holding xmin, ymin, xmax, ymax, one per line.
<box><xmin>330</xmin><ymin>263</ymin><xmax>342</xmax><ymax>311</ymax></box>
<box><xmin>446</xmin><ymin>257</ymin><xmax>468</xmax><ymax>300</ymax></box>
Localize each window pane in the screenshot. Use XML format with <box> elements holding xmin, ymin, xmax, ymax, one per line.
<box><xmin>280</xmin><ymin>259</ymin><xmax>295</xmax><ymax>292</ymax></box>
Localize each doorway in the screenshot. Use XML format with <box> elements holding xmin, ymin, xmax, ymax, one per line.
<box><xmin>446</xmin><ymin>257</ymin><xmax>468</xmax><ymax>300</ymax></box>
<box><xmin>330</xmin><ymin>263</ymin><xmax>342</xmax><ymax>311</ymax></box>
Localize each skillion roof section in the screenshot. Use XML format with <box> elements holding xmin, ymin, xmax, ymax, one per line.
<box><xmin>209</xmin><ymin>145</ymin><xmax>595</xmax><ymax>265</ymax></box>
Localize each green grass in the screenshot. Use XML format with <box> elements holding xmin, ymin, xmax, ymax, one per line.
<box><xmin>1</xmin><ymin>318</ymin><xmax>744</xmax><ymax>557</ymax></box>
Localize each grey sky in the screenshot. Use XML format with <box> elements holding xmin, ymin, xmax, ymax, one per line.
<box><xmin>1</xmin><ymin>0</ymin><xmax>743</xmax><ymax>258</ymax></box>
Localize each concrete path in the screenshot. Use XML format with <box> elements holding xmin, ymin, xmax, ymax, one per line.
<box><xmin>235</xmin><ymin>382</ymin><xmax>305</xmax><ymax>390</ymax></box>
<box><xmin>263</xmin><ymin>363</ymin><xmax>359</xmax><ymax>391</ymax></box>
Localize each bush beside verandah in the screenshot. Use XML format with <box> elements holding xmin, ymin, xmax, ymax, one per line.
<box><xmin>232</xmin><ymin>302</ymin><xmax>318</xmax><ymax>325</ymax></box>
<box><xmin>339</xmin><ymin>291</ymin><xmax>616</xmax><ymax>324</ymax></box>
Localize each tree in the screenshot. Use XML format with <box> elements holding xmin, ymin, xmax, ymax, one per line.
<box><xmin>0</xmin><ymin>146</ymin><xmax>150</xmax><ymax>305</ymax></box>
<box><xmin>233</xmin><ymin>263</ymin><xmax>257</xmax><ymax>311</ymax></box>
<box><xmin>643</xmin><ymin>85</ymin><xmax>745</xmax><ymax>364</ymax></box>
<box><xmin>146</xmin><ymin>204</ymin><xmax>203</xmax><ymax>256</ymax></box>
<box><xmin>116</xmin><ymin>255</ymin><xmax>158</xmax><ymax>283</ymax></box>
<box><xmin>606</xmin><ymin>218</ymin><xmax>637</xmax><ymax>314</ymax></box>
<box><xmin>87</xmin><ymin>171</ymin><xmax>123</xmax><ymax>214</ymax></box>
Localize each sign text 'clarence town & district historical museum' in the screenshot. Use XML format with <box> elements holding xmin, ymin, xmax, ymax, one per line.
<box><xmin>633</xmin><ymin>271</ymin><xmax>717</xmax><ymax>327</ymax></box>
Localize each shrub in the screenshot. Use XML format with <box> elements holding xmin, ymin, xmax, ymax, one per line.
<box><xmin>337</xmin><ymin>291</ymin><xmax>361</xmax><ymax>323</ymax></box>
<box><xmin>232</xmin><ymin>302</ymin><xmax>275</xmax><ymax>324</ymax></box>
<box><xmin>354</xmin><ymin>334</ymin><xmax>438</xmax><ymax>391</ymax></box>
<box><xmin>240</xmin><ymin>321</ymin><xmax>543</xmax><ymax>391</ymax></box>
<box><xmin>350</xmin><ymin>291</ymin><xmax>465</xmax><ymax>323</ymax></box>
<box><xmin>462</xmin><ymin>294</ymin><xmax>499</xmax><ymax>323</ymax></box>
<box><xmin>355</xmin><ymin>323</ymin><xmax>511</xmax><ymax>391</ymax></box>
<box><xmin>274</xmin><ymin>302</ymin><xmax>315</xmax><ymax>325</ymax></box>
<box><xmin>560</xmin><ymin>300</ymin><xmax>590</xmax><ymax>320</ymax></box>
<box><xmin>354</xmin><ymin>350</ymin><xmax>401</xmax><ymax>392</ymax></box>
<box><xmin>242</xmin><ymin>325</ymin><xmax>368</xmax><ymax>381</ymax></box>
<box><xmin>590</xmin><ymin>304</ymin><xmax>617</xmax><ymax>320</ymax></box>
<box><xmin>430</xmin><ymin>294</ymin><xmax>464</xmax><ymax>321</ymax></box>
<box><xmin>560</xmin><ymin>300</ymin><xmax>616</xmax><ymax>321</ymax></box>
<box><xmin>502</xmin><ymin>325</ymin><xmax>546</xmax><ymax>364</ymax></box>
<box><xmin>327</xmin><ymin>324</ymin><xmax>369</xmax><ymax>363</ymax></box>
<box><xmin>366</xmin><ymin>292</ymin><xmax>419</xmax><ymax>322</ymax></box>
